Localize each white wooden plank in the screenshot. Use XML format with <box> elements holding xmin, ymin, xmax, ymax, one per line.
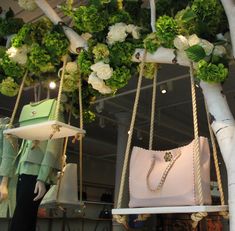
<box><xmin>112</xmin><ymin>205</ymin><xmax>228</xmax><ymax>215</ymax></box>
<box><xmin>3</xmin><ymin>121</ymin><xmax>85</xmax><ymax>140</ymax></box>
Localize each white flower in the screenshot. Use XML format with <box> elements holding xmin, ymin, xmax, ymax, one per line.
<box><xmin>18</xmin><ymin>0</ymin><xmax>37</xmax><ymax>11</ymax></box>
<box><xmin>88</xmin><ymin>72</ymin><xmax>112</xmax><ymax>94</ymax></box>
<box><xmin>90</xmin><ymin>61</ymin><xmax>113</xmax><ymax>80</ymax></box>
<box><xmin>188</xmin><ymin>34</ymin><xmax>200</xmax><ymax>46</ymax></box>
<box><xmin>81</xmin><ymin>33</ymin><xmax>92</xmax><ymax>41</ymax></box>
<box><xmin>174</xmin><ymin>35</ymin><xmax>189</xmax><ymax>51</ymax></box>
<box><xmin>65</xmin><ymin>62</ymin><xmax>78</xmax><ymax>73</ymax></box>
<box><xmin>199</xmin><ymin>39</ymin><xmax>214</xmax><ymax>56</ymax></box>
<box><xmin>213</xmin><ymin>45</ymin><xmax>227</xmax><ymax>57</ymax></box>
<box><xmin>107</xmin><ymin>23</ymin><xmax>127</xmax><ymax>45</ymax></box>
<box><xmin>126</xmin><ymin>24</ymin><xmax>140</xmax><ymax>39</ymax></box>
<box><xmin>6</xmin><ymin>45</ymin><xmax>28</xmax><ymax>65</ymax></box>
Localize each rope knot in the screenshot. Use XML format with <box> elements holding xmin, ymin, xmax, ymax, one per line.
<box><xmin>219</xmin><ymin>211</ymin><xmax>229</xmax><ymax>219</ymax></box>
<box><xmin>191</xmin><ymin>212</ymin><xmax>208</xmax><ymax>228</ymax></box>
<box><xmin>113</xmin><ymin>214</ymin><xmax>127</xmax><ymax>225</ymax></box>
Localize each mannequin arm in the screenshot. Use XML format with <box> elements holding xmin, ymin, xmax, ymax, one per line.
<box><xmin>0</xmin><ymin>176</ymin><xmax>9</xmax><ymax>201</ymax></box>
<box><xmin>33</xmin><ymin>180</ymin><xmax>46</xmax><ymax>201</ymax></box>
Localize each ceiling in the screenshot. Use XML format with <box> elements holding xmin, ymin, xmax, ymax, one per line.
<box><xmin>1</xmin><ymin>0</ymin><xmax>235</xmax><ymax>167</ymax></box>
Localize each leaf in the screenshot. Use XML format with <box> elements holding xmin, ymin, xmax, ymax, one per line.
<box><xmin>185</xmin><ymin>45</ymin><xmax>206</xmax><ymax>62</ymax></box>
<box><xmin>182</xmin><ymin>9</ymin><xmax>197</xmax><ymax>22</ymax></box>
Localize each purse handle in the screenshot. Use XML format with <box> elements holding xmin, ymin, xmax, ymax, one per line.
<box><xmin>146</xmin><ymin>150</ymin><xmax>181</xmax><ymax>191</ymax></box>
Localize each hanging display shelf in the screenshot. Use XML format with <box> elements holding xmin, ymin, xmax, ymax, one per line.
<box><xmin>112</xmin><ymin>205</ymin><xmax>228</xmax><ymax>215</ymax></box>
<box><xmin>3</xmin><ymin>120</ymin><xmax>85</xmax><ymax>140</ymax></box>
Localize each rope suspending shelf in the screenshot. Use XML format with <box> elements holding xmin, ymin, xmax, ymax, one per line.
<box><xmin>3</xmin><ymin>55</ymin><xmax>85</xmax><ymax>141</ymax></box>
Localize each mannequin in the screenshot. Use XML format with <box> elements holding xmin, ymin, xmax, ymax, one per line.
<box><xmin>0</xmin><ymin>118</ymin><xmax>64</xmax><ymax>231</ymax></box>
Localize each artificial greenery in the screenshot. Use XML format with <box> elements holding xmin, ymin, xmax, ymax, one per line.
<box><xmin>0</xmin><ymin>77</ymin><xmax>19</xmax><ymax>96</ymax></box>
<box><xmin>185</xmin><ymin>44</ymin><xmax>206</xmax><ymax>62</ymax></box>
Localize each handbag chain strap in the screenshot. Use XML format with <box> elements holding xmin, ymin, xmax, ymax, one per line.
<box><xmin>146</xmin><ymin>149</ymin><xmax>181</xmax><ymax>191</ymax></box>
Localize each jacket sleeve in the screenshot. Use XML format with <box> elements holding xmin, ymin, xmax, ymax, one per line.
<box><xmin>37</xmin><ymin>138</ymin><xmax>64</xmax><ymax>182</ymax></box>
<box><xmin>0</xmin><ymin>135</ymin><xmax>18</xmax><ymax>177</ymax></box>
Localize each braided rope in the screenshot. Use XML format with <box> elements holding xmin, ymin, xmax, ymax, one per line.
<box><xmin>55</xmin><ymin>55</ymin><xmax>68</xmax><ymax>121</ymax></box>
<box><xmin>204</xmin><ymin>101</ymin><xmax>229</xmax><ymax>219</ymax></box>
<box><xmin>116</xmin><ymin>51</ymin><xmax>147</xmax><ymax>209</ymax></box>
<box><xmin>8</xmin><ymin>70</ymin><xmax>28</xmax><ymax>128</ymax></box>
<box><xmin>189</xmin><ymin>63</ymin><xmax>207</xmax><ymax>226</ymax></box>
<box><xmin>149</xmin><ymin>64</ymin><xmax>158</xmax><ymax>150</ymax></box>
<box><xmin>78</xmin><ymin>76</ymin><xmax>84</xmax><ymax>204</ymax></box>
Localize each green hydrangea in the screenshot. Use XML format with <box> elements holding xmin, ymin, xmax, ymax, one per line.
<box><xmin>110</xmin><ymin>42</ymin><xmax>135</xmax><ymax>66</ymax></box>
<box><xmin>0</xmin><ymin>55</ymin><xmax>25</xmax><ymax>79</ymax></box>
<box><xmin>42</xmin><ymin>31</ymin><xmax>69</xmax><ymax>58</ymax></box>
<box><xmin>0</xmin><ymin>17</ymin><xmax>24</xmax><ymax>37</ymax></box>
<box><xmin>77</xmin><ymin>51</ymin><xmax>92</xmax><ymax>75</ymax></box>
<box><xmin>70</xmin><ymin>5</ymin><xmax>108</xmax><ymax>33</ymax></box>
<box><xmin>196</xmin><ymin>60</ymin><xmax>228</xmax><ymax>83</ymax></box>
<box><xmin>108</xmin><ymin>10</ymin><xmax>132</xmax><ymax>25</ymax></box>
<box><xmin>139</xmin><ymin>63</ymin><xmax>157</xmax><ymax>79</ymax></box>
<box><xmin>0</xmin><ymin>77</ymin><xmax>19</xmax><ymax>97</ymax></box>
<box><xmin>27</xmin><ymin>43</ymin><xmax>55</xmax><ymax>75</ymax></box>
<box><xmin>92</xmin><ymin>43</ymin><xmax>109</xmax><ymax>62</ymax></box>
<box><xmin>12</xmin><ymin>24</ymin><xmax>32</xmax><ymax>47</ymax></box>
<box><xmin>155</xmin><ymin>15</ymin><xmax>178</xmax><ymax>48</ymax></box>
<box><xmin>106</xmin><ymin>66</ymin><xmax>131</xmax><ymax>90</ymax></box>
<box><xmin>143</xmin><ymin>33</ymin><xmax>160</xmax><ymax>53</ymax></box>
<box><xmin>62</xmin><ymin>73</ymin><xmax>79</xmax><ymax>92</ymax></box>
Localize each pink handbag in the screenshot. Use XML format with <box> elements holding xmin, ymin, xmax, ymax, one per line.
<box><xmin>129</xmin><ymin>136</ymin><xmax>212</xmax><ymax>208</ymax></box>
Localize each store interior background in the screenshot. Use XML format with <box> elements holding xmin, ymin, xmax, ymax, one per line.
<box><xmin>0</xmin><ymin>0</ymin><xmax>234</xmax><ymax>230</ymax></box>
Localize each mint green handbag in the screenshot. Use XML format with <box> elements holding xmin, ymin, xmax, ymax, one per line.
<box><xmin>19</xmin><ymin>99</ymin><xmax>59</xmax><ymax>127</ymax></box>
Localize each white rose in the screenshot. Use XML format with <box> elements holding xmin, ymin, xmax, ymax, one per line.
<box><xmin>99</xmin><ymin>85</ymin><xmax>113</xmax><ymax>94</ymax></box>
<box><xmin>88</xmin><ymin>72</ymin><xmax>105</xmax><ymax>91</ymax></box>
<box><xmin>199</xmin><ymin>39</ymin><xmax>214</xmax><ymax>56</ymax></box>
<box><xmin>6</xmin><ymin>45</ymin><xmax>28</xmax><ymax>65</ymax></box>
<box><xmin>126</xmin><ymin>24</ymin><xmax>140</xmax><ymax>39</ymax></box>
<box><xmin>107</xmin><ymin>23</ymin><xmax>127</xmax><ymax>45</ymax></box>
<box><xmin>174</xmin><ymin>35</ymin><xmax>189</xmax><ymax>50</ymax></box>
<box><xmin>90</xmin><ymin>61</ymin><xmax>113</xmax><ymax>80</ymax></box>
<box><xmin>65</xmin><ymin>62</ymin><xmax>78</xmax><ymax>73</ymax></box>
<box><xmin>188</xmin><ymin>34</ymin><xmax>200</xmax><ymax>46</ymax></box>
<box><xmin>18</xmin><ymin>0</ymin><xmax>37</xmax><ymax>11</ymax></box>
<box><xmin>213</xmin><ymin>45</ymin><xmax>227</xmax><ymax>57</ymax></box>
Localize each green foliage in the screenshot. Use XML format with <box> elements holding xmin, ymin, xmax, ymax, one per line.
<box><xmin>67</xmin><ymin>5</ymin><xmax>108</xmax><ymax>33</ymax></box>
<box><xmin>0</xmin><ymin>77</ymin><xmax>19</xmax><ymax>96</ymax></box>
<box><xmin>106</xmin><ymin>66</ymin><xmax>131</xmax><ymax>89</ymax></box>
<box><xmin>141</xmin><ymin>63</ymin><xmax>157</xmax><ymax>79</ymax></box>
<box><xmin>156</xmin><ymin>0</ymin><xmax>192</xmax><ymax>17</ymax></box>
<box><xmin>0</xmin><ymin>17</ymin><xmax>24</xmax><ymax>37</ymax></box>
<box><xmin>191</xmin><ymin>0</ymin><xmax>228</xmax><ymax>39</ymax></box>
<box><xmin>196</xmin><ymin>60</ymin><xmax>228</xmax><ymax>83</ymax></box>
<box><xmin>143</xmin><ymin>33</ymin><xmax>160</xmax><ymax>54</ymax></box>
<box><xmin>12</xmin><ymin>24</ymin><xmax>32</xmax><ymax>47</ymax></box>
<box><xmin>108</xmin><ymin>10</ymin><xmax>132</xmax><ymax>25</ymax></box>
<box><xmin>0</xmin><ymin>55</ymin><xmax>25</xmax><ymax>79</ymax></box>
<box><xmin>42</xmin><ymin>31</ymin><xmax>69</xmax><ymax>58</ymax></box>
<box><xmin>27</xmin><ymin>43</ymin><xmax>55</xmax><ymax>75</ymax></box>
<box><xmin>0</xmin><ymin>47</ymin><xmax>6</xmax><ymax>58</ymax></box>
<box><xmin>155</xmin><ymin>15</ymin><xmax>179</xmax><ymax>48</ymax></box>
<box><xmin>185</xmin><ymin>44</ymin><xmax>206</xmax><ymax>62</ymax></box>
<box><xmin>109</xmin><ymin>42</ymin><xmax>135</xmax><ymax>66</ymax></box>
<box><xmin>77</xmin><ymin>51</ymin><xmax>92</xmax><ymax>75</ymax></box>
<box><xmin>83</xmin><ymin>110</ymin><xmax>96</xmax><ymax>123</ymax></box>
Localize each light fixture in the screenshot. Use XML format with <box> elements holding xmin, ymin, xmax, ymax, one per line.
<box><xmin>160</xmin><ymin>84</ymin><xmax>167</xmax><ymax>94</ymax></box>
<box><xmin>49</xmin><ymin>81</ymin><xmax>56</xmax><ymax>89</ymax></box>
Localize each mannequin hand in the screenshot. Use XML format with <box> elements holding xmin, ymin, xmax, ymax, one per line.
<box><xmin>0</xmin><ymin>177</ymin><xmax>9</xmax><ymax>201</ymax></box>
<box><xmin>33</xmin><ymin>180</ymin><xmax>46</xmax><ymax>201</ymax></box>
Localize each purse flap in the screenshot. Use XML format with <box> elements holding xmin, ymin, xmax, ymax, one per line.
<box><xmin>19</xmin><ymin>99</ymin><xmax>56</xmax><ymax>123</ymax></box>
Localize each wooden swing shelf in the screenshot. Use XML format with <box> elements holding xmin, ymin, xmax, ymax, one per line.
<box><xmin>3</xmin><ymin>120</ymin><xmax>86</xmax><ymax>140</ymax></box>
<box><xmin>112</xmin><ymin>205</ymin><xmax>228</xmax><ymax>215</ymax></box>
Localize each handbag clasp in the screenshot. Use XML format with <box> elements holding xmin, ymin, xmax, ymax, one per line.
<box><xmin>164</xmin><ymin>152</ymin><xmax>173</xmax><ymax>162</ymax></box>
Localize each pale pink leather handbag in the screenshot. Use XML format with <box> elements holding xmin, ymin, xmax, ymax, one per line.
<box><xmin>129</xmin><ymin>136</ymin><xmax>212</xmax><ymax>207</ymax></box>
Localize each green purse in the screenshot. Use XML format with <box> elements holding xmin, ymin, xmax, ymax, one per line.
<box><xmin>19</xmin><ymin>99</ymin><xmax>59</xmax><ymax>127</ymax></box>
